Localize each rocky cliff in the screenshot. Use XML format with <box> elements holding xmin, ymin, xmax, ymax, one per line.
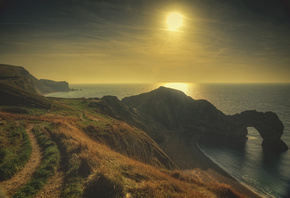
<box><xmin>86</xmin><ymin>87</ymin><xmax>288</xmax><ymax>153</ymax></box>
<box><xmin>0</xmin><ymin>64</ymin><xmax>70</xmax><ymax>95</ymax></box>
<box><xmin>230</xmin><ymin>110</ymin><xmax>288</xmax><ymax>152</ymax></box>
<box><xmin>39</xmin><ymin>79</ymin><xmax>70</xmax><ymax>94</ymax></box>
<box><xmin>120</xmin><ymin>87</ymin><xmax>288</xmax><ymax>153</ymax></box>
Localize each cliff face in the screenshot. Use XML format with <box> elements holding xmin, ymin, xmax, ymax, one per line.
<box><xmin>0</xmin><ymin>64</ymin><xmax>70</xmax><ymax>95</ymax></box>
<box><xmin>82</xmin><ymin>87</ymin><xmax>288</xmax><ymax>154</ymax></box>
<box><xmin>39</xmin><ymin>79</ymin><xmax>70</xmax><ymax>94</ymax></box>
<box><xmin>120</xmin><ymin>87</ymin><xmax>288</xmax><ymax>152</ymax></box>
<box><xmin>122</xmin><ymin>87</ymin><xmax>236</xmax><ymax>139</ymax></box>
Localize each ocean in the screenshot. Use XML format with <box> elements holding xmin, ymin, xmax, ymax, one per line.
<box><xmin>46</xmin><ymin>83</ymin><xmax>290</xmax><ymax>198</ymax></box>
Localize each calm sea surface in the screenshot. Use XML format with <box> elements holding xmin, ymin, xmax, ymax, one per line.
<box><xmin>46</xmin><ymin>83</ymin><xmax>290</xmax><ymax>198</ymax></box>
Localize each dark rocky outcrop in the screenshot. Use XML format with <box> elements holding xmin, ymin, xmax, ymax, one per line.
<box><xmin>230</xmin><ymin>111</ymin><xmax>288</xmax><ymax>152</ymax></box>
<box><xmin>122</xmin><ymin>87</ymin><xmax>236</xmax><ymax>141</ymax></box>
<box><xmin>0</xmin><ymin>64</ymin><xmax>70</xmax><ymax>95</ymax></box>
<box><xmin>120</xmin><ymin>87</ymin><xmax>288</xmax><ymax>153</ymax></box>
<box><xmin>85</xmin><ymin>87</ymin><xmax>287</xmax><ymax>158</ymax></box>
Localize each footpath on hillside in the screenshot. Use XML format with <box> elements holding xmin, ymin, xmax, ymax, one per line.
<box><xmin>0</xmin><ymin>125</ymin><xmax>42</xmax><ymax>197</ymax></box>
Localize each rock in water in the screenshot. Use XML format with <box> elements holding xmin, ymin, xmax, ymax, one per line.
<box><xmin>262</xmin><ymin>139</ymin><xmax>288</xmax><ymax>152</ymax></box>
<box><xmin>230</xmin><ymin>110</ymin><xmax>288</xmax><ymax>152</ymax></box>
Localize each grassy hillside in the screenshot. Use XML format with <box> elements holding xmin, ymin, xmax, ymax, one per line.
<box><xmin>0</xmin><ymin>81</ymin><xmax>52</xmax><ymax>108</ymax></box>
<box><xmin>0</xmin><ymin>97</ymin><xmax>245</xmax><ymax>198</ymax></box>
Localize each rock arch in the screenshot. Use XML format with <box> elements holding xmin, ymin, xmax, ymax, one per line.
<box><xmin>231</xmin><ymin>110</ymin><xmax>288</xmax><ymax>152</ymax></box>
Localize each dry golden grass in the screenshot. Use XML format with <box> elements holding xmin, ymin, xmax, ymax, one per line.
<box><xmin>0</xmin><ymin>100</ymin><xmax>249</xmax><ymax>198</ymax></box>
<box><xmin>47</xmin><ymin>118</ymin><xmax>245</xmax><ymax>198</ymax></box>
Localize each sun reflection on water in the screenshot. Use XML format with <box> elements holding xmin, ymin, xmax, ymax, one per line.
<box><xmin>161</xmin><ymin>82</ymin><xmax>194</xmax><ymax>95</ymax></box>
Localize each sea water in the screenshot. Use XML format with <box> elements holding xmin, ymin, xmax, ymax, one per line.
<box><xmin>46</xmin><ymin>83</ymin><xmax>290</xmax><ymax>198</ymax></box>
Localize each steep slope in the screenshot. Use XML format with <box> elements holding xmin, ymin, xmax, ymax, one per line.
<box><xmin>122</xmin><ymin>86</ymin><xmax>228</xmax><ymax>140</ymax></box>
<box><xmin>0</xmin><ymin>64</ymin><xmax>40</xmax><ymax>94</ymax></box>
<box><xmin>0</xmin><ymin>81</ymin><xmax>52</xmax><ymax>108</ymax></box>
<box><xmin>0</xmin><ymin>64</ymin><xmax>70</xmax><ymax>94</ymax></box>
<box><xmin>54</xmin><ymin>97</ymin><xmax>177</xmax><ymax>170</ymax></box>
<box><xmin>88</xmin><ymin>96</ymin><xmax>170</xmax><ymax>143</ymax></box>
<box><xmin>122</xmin><ymin>86</ymin><xmax>288</xmax><ymax>152</ymax></box>
<box><xmin>0</xmin><ymin>98</ymin><xmax>246</xmax><ymax>198</ymax></box>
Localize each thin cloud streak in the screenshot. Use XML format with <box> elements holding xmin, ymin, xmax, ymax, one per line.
<box><xmin>0</xmin><ymin>0</ymin><xmax>289</xmax><ymax>83</ymax></box>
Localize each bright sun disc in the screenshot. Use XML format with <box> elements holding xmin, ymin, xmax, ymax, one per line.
<box><xmin>167</xmin><ymin>12</ymin><xmax>183</xmax><ymax>31</ymax></box>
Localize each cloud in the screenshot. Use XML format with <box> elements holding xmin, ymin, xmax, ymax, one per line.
<box><xmin>0</xmin><ymin>0</ymin><xmax>289</xmax><ymax>83</ymax></box>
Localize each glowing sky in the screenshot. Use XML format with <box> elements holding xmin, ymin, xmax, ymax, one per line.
<box><xmin>0</xmin><ymin>0</ymin><xmax>290</xmax><ymax>83</ymax></box>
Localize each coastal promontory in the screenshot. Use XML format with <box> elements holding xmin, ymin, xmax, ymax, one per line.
<box><xmin>121</xmin><ymin>86</ymin><xmax>288</xmax><ymax>153</ymax></box>
<box><xmin>0</xmin><ymin>64</ymin><xmax>70</xmax><ymax>95</ymax></box>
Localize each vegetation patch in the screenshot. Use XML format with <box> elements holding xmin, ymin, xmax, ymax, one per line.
<box><xmin>0</xmin><ymin>122</ymin><xmax>32</xmax><ymax>180</ymax></box>
<box><xmin>45</xmin><ymin>124</ymin><xmax>88</xmax><ymax>198</ymax></box>
<box><xmin>13</xmin><ymin>125</ymin><xmax>60</xmax><ymax>198</ymax></box>
<box><xmin>84</xmin><ymin>173</ymin><xmax>124</xmax><ymax>198</ymax></box>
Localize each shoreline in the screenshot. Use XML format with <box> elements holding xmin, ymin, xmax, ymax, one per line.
<box><xmin>161</xmin><ymin>133</ymin><xmax>262</xmax><ymax>198</ymax></box>
<box><xmin>190</xmin><ymin>132</ymin><xmax>263</xmax><ymax>198</ymax></box>
<box><xmin>196</xmin><ymin>135</ymin><xmax>273</xmax><ymax>198</ymax></box>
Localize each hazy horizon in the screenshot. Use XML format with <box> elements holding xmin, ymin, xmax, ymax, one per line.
<box><xmin>1</xmin><ymin>0</ymin><xmax>290</xmax><ymax>84</ymax></box>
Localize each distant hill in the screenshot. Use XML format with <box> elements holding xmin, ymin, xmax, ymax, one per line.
<box><xmin>0</xmin><ymin>64</ymin><xmax>70</xmax><ymax>95</ymax></box>
<box><xmin>0</xmin><ymin>64</ymin><xmax>71</xmax><ymax>108</ymax></box>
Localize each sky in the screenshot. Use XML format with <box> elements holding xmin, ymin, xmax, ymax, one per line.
<box><xmin>0</xmin><ymin>0</ymin><xmax>290</xmax><ymax>83</ymax></box>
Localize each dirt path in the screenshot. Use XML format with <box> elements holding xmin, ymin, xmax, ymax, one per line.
<box><xmin>34</xmin><ymin>126</ymin><xmax>65</xmax><ymax>198</ymax></box>
<box><xmin>34</xmin><ymin>171</ymin><xmax>64</xmax><ymax>198</ymax></box>
<box><xmin>0</xmin><ymin>125</ymin><xmax>42</xmax><ymax>197</ymax></box>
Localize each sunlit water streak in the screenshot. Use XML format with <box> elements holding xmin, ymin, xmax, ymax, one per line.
<box><xmin>46</xmin><ymin>83</ymin><xmax>290</xmax><ymax>198</ymax></box>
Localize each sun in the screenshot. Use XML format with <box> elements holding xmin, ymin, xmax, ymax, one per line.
<box><xmin>167</xmin><ymin>12</ymin><xmax>183</xmax><ymax>31</ymax></box>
